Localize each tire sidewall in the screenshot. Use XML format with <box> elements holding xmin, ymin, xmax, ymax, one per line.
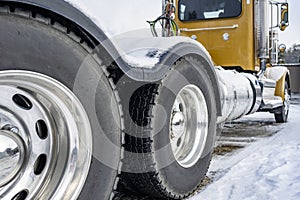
<box><xmin>0</xmin><ymin>13</ymin><xmax>121</xmax><ymax>200</ymax></box>
<box><xmin>152</xmin><ymin>57</ymin><xmax>217</xmax><ymax>194</ymax></box>
<box><xmin>275</xmin><ymin>81</ymin><xmax>290</xmax><ymax>123</ymax></box>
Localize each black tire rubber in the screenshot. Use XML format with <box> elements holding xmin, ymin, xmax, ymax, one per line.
<box><xmin>0</xmin><ymin>4</ymin><xmax>122</xmax><ymax>200</ymax></box>
<box><xmin>118</xmin><ymin>57</ymin><xmax>218</xmax><ymax>199</ymax></box>
<box><xmin>274</xmin><ymin>81</ymin><xmax>290</xmax><ymax>123</ymax></box>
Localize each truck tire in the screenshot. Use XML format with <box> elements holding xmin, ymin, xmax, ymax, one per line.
<box><xmin>274</xmin><ymin>81</ymin><xmax>290</xmax><ymax>123</ymax></box>
<box><xmin>120</xmin><ymin>57</ymin><xmax>218</xmax><ymax>199</ymax></box>
<box><xmin>0</xmin><ymin>4</ymin><xmax>121</xmax><ymax>200</ymax></box>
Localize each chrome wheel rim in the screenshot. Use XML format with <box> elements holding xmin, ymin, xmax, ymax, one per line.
<box><xmin>0</xmin><ymin>70</ymin><xmax>92</xmax><ymax>200</ymax></box>
<box><xmin>284</xmin><ymin>86</ymin><xmax>290</xmax><ymax>116</ymax></box>
<box><xmin>170</xmin><ymin>84</ymin><xmax>209</xmax><ymax>168</ymax></box>
<box><xmin>0</xmin><ymin>130</ymin><xmax>25</xmax><ymax>188</ymax></box>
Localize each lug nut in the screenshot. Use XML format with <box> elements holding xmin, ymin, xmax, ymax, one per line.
<box><xmin>10</xmin><ymin>126</ymin><xmax>19</xmax><ymax>134</ymax></box>
<box><xmin>2</xmin><ymin>125</ymin><xmax>19</xmax><ymax>134</ymax></box>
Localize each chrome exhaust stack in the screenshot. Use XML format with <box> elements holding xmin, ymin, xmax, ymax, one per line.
<box><xmin>255</xmin><ymin>0</ymin><xmax>270</xmax><ymax>78</ymax></box>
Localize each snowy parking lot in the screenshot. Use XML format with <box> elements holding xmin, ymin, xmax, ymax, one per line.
<box><xmin>191</xmin><ymin>94</ymin><xmax>300</xmax><ymax>200</ymax></box>
<box><xmin>118</xmin><ymin>95</ymin><xmax>300</xmax><ymax>200</ymax></box>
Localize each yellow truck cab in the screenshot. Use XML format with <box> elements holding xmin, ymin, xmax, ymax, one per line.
<box><xmin>174</xmin><ymin>0</ymin><xmax>291</xmax><ymax>117</ymax></box>
<box><xmin>177</xmin><ymin>0</ymin><xmax>255</xmax><ymax>71</ymax></box>
<box><xmin>175</xmin><ymin>0</ymin><xmax>289</xmax><ymax>73</ymax></box>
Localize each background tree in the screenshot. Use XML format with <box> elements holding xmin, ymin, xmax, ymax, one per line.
<box><xmin>285</xmin><ymin>44</ymin><xmax>300</xmax><ymax>63</ymax></box>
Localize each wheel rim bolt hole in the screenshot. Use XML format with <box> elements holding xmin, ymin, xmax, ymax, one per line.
<box><xmin>34</xmin><ymin>154</ymin><xmax>47</xmax><ymax>175</ymax></box>
<box><xmin>179</xmin><ymin>103</ymin><xmax>184</xmax><ymax>112</ymax></box>
<box><xmin>177</xmin><ymin>137</ymin><xmax>182</xmax><ymax>147</ymax></box>
<box><xmin>11</xmin><ymin>190</ymin><xmax>28</xmax><ymax>200</ymax></box>
<box><xmin>35</xmin><ymin>120</ymin><xmax>48</xmax><ymax>140</ymax></box>
<box><xmin>12</xmin><ymin>94</ymin><xmax>33</xmax><ymax>110</ymax></box>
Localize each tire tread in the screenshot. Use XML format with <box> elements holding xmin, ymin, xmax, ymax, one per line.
<box><xmin>0</xmin><ymin>3</ymin><xmax>124</xmax><ymax>199</ymax></box>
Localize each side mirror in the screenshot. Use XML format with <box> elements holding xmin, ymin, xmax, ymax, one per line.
<box><xmin>278</xmin><ymin>44</ymin><xmax>287</xmax><ymax>64</ymax></box>
<box><xmin>279</xmin><ymin>3</ymin><xmax>289</xmax><ymax>31</ymax></box>
<box><xmin>278</xmin><ymin>44</ymin><xmax>286</xmax><ymax>53</ymax></box>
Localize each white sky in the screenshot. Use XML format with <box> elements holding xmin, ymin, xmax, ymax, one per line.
<box><xmin>278</xmin><ymin>0</ymin><xmax>300</xmax><ymax>48</ymax></box>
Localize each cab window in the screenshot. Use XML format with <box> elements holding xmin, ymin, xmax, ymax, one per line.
<box><xmin>179</xmin><ymin>0</ymin><xmax>242</xmax><ymax>21</ymax></box>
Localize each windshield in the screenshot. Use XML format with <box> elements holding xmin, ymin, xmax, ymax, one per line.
<box><xmin>179</xmin><ymin>0</ymin><xmax>242</xmax><ymax>21</ymax></box>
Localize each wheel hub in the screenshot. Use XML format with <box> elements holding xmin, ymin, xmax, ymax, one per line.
<box><xmin>0</xmin><ymin>130</ymin><xmax>25</xmax><ymax>187</ymax></box>
<box><xmin>0</xmin><ymin>71</ymin><xmax>92</xmax><ymax>200</ymax></box>
<box><xmin>171</xmin><ymin>111</ymin><xmax>186</xmax><ymax>138</ymax></box>
<box><xmin>169</xmin><ymin>85</ymin><xmax>209</xmax><ymax>168</ymax></box>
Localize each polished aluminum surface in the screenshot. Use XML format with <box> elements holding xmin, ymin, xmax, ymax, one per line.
<box><xmin>170</xmin><ymin>85</ymin><xmax>208</xmax><ymax>168</ymax></box>
<box><xmin>171</xmin><ymin>111</ymin><xmax>185</xmax><ymax>139</ymax></box>
<box><xmin>216</xmin><ymin>68</ymin><xmax>257</xmax><ymax>123</ymax></box>
<box><xmin>242</xmin><ymin>73</ymin><xmax>263</xmax><ymax>115</ymax></box>
<box><xmin>0</xmin><ymin>71</ymin><xmax>92</xmax><ymax>200</ymax></box>
<box><xmin>255</xmin><ymin>0</ymin><xmax>269</xmax><ymax>60</ymax></box>
<box><xmin>180</xmin><ymin>24</ymin><xmax>239</xmax><ymax>32</ymax></box>
<box><xmin>0</xmin><ymin>131</ymin><xmax>25</xmax><ymax>188</ymax></box>
<box><xmin>284</xmin><ymin>84</ymin><xmax>291</xmax><ymax>115</ymax></box>
<box><xmin>269</xmin><ymin>30</ymin><xmax>279</xmax><ymax>64</ymax></box>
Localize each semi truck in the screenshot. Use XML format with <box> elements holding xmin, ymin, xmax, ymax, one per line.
<box><xmin>0</xmin><ymin>0</ymin><xmax>291</xmax><ymax>199</ymax></box>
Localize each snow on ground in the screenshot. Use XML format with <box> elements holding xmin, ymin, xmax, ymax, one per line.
<box><xmin>191</xmin><ymin>103</ymin><xmax>300</xmax><ymax>200</ymax></box>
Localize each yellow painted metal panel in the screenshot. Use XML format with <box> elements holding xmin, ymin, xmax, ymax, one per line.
<box><xmin>175</xmin><ymin>0</ymin><xmax>256</xmax><ymax>71</ymax></box>
<box><xmin>275</xmin><ymin>73</ymin><xmax>286</xmax><ymax>100</ymax></box>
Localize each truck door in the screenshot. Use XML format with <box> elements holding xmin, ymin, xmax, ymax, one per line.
<box><xmin>176</xmin><ymin>0</ymin><xmax>256</xmax><ymax>71</ymax></box>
